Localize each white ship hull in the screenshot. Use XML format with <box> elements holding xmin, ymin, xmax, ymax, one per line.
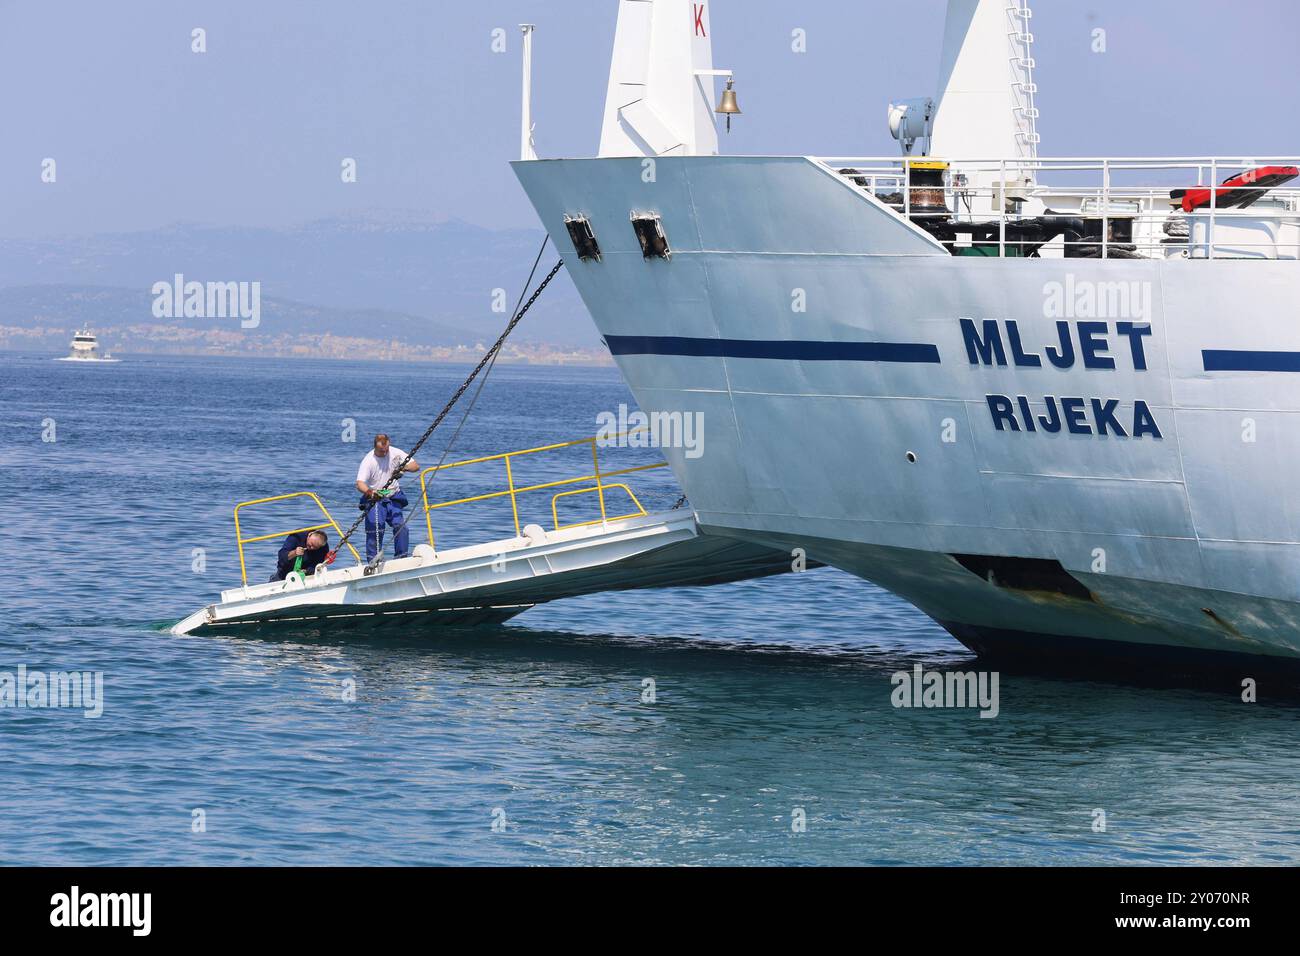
<box><xmin>515</xmin><ymin>155</ymin><xmax>1300</xmax><ymax>670</ymax></box>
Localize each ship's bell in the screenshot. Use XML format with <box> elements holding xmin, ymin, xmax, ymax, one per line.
<box><xmin>715</xmin><ymin>77</ymin><xmax>741</xmax><ymax>132</ymax></box>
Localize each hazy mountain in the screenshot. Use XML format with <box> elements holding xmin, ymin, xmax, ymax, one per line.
<box><xmin>0</xmin><ymin>215</ymin><xmax>596</xmax><ymax>346</ymax></box>
<box><xmin>0</xmin><ymin>284</ymin><xmax>479</xmax><ymax>347</ymax></box>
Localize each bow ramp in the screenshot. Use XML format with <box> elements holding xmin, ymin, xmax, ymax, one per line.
<box><xmin>172</xmin><ymin>510</ymin><xmax>792</xmax><ymax>636</ymax></box>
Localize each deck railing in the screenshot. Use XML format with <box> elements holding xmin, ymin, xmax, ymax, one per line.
<box><xmin>232</xmin><ymin>492</ymin><xmax>361</xmax><ymax>586</ymax></box>
<box><xmin>418</xmin><ymin>430</ymin><xmax>669</xmax><ymax>552</ymax></box>
<box><xmin>813</xmin><ymin>156</ymin><xmax>1300</xmax><ymax>260</ymax></box>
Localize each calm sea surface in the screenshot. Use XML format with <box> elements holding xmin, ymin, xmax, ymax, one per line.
<box><xmin>1</xmin><ymin>352</ymin><xmax>1297</xmax><ymax>865</ymax></box>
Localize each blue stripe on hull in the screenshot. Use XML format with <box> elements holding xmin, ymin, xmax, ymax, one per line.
<box><xmin>1202</xmin><ymin>349</ymin><xmax>1300</xmax><ymax>372</ymax></box>
<box><xmin>605</xmin><ymin>335</ymin><xmax>942</xmax><ymax>364</ymax></box>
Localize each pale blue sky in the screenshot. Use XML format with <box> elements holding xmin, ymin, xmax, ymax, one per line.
<box><xmin>2</xmin><ymin>0</ymin><xmax>1296</xmax><ymax>238</ymax></box>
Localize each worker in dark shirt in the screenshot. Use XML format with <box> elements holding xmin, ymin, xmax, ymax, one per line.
<box><xmin>270</xmin><ymin>530</ymin><xmax>330</xmax><ymax>582</ymax></box>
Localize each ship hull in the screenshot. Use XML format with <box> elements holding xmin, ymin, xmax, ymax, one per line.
<box><xmin>941</xmin><ymin>622</ymin><xmax>1300</xmax><ymax>679</ymax></box>
<box><xmin>514</xmin><ymin>155</ymin><xmax>1300</xmax><ymax>670</ymax></box>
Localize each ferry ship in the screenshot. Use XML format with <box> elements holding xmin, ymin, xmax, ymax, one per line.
<box><xmin>55</xmin><ymin>327</ymin><xmax>119</xmax><ymax>362</ymax></box>
<box><xmin>510</xmin><ymin>0</ymin><xmax>1300</xmax><ymax>671</ymax></box>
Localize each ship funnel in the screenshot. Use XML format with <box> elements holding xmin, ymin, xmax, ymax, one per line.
<box><xmin>599</xmin><ymin>0</ymin><xmax>726</xmax><ymax>157</ymax></box>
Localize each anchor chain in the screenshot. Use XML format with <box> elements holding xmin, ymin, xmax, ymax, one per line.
<box><xmin>329</xmin><ymin>254</ymin><xmax>565</xmax><ymax>564</ymax></box>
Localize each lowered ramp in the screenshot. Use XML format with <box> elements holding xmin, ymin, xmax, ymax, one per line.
<box><xmin>172</xmin><ymin>510</ymin><xmax>796</xmax><ymax>636</ymax></box>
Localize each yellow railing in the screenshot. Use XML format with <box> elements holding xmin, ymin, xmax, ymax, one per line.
<box><xmin>418</xmin><ymin>432</ymin><xmax>668</xmax><ymax>550</ymax></box>
<box><xmin>233</xmin><ymin>491</ymin><xmax>361</xmax><ymax>586</ymax></box>
<box><xmin>551</xmin><ymin>483</ymin><xmax>645</xmax><ymax>531</ymax></box>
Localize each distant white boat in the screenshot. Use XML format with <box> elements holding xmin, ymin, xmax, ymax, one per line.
<box><xmin>55</xmin><ymin>328</ymin><xmax>120</xmax><ymax>363</ymax></box>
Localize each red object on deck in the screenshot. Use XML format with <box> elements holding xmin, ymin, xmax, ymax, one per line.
<box><xmin>1172</xmin><ymin>166</ymin><xmax>1299</xmax><ymax>214</ymax></box>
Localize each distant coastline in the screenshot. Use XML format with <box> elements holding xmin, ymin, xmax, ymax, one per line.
<box><xmin>0</xmin><ymin>324</ymin><xmax>614</xmax><ymax>366</ymax></box>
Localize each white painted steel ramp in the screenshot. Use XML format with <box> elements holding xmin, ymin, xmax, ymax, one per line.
<box><xmin>172</xmin><ymin>510</ymin><xmax>794</xmax><ymax>636</ymax></box>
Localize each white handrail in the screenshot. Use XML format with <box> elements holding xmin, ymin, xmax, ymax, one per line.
<box><xmin>817</xmin><ymin>155</ymin><xmax>1300</xmax><ymax>164</ymax></box>
<box><xmin>815</xmin><ymin>155</ymin><xmax>1300</xmax><ymax>261</ymax></box>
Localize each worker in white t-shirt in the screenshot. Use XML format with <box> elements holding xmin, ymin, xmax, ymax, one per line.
<box><xmin>355</xmin><ymin>433</ymin><xmax>420</xmax><ymax>561</ymax></box>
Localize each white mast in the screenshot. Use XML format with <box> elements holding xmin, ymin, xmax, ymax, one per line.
<box><xmin>930</xmin><ymin>0</ymin><xmax>1040</xmax><ymax>211</ymax></box>
<box><xmin>598</xmin><ymin>0</ymin><xmax>721</xmax><ymax>158</ymax></box>
<box><xmin>520</xmin><ymin>24</ymin><xmax>538</xmax><ymax>161</ymax></box>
